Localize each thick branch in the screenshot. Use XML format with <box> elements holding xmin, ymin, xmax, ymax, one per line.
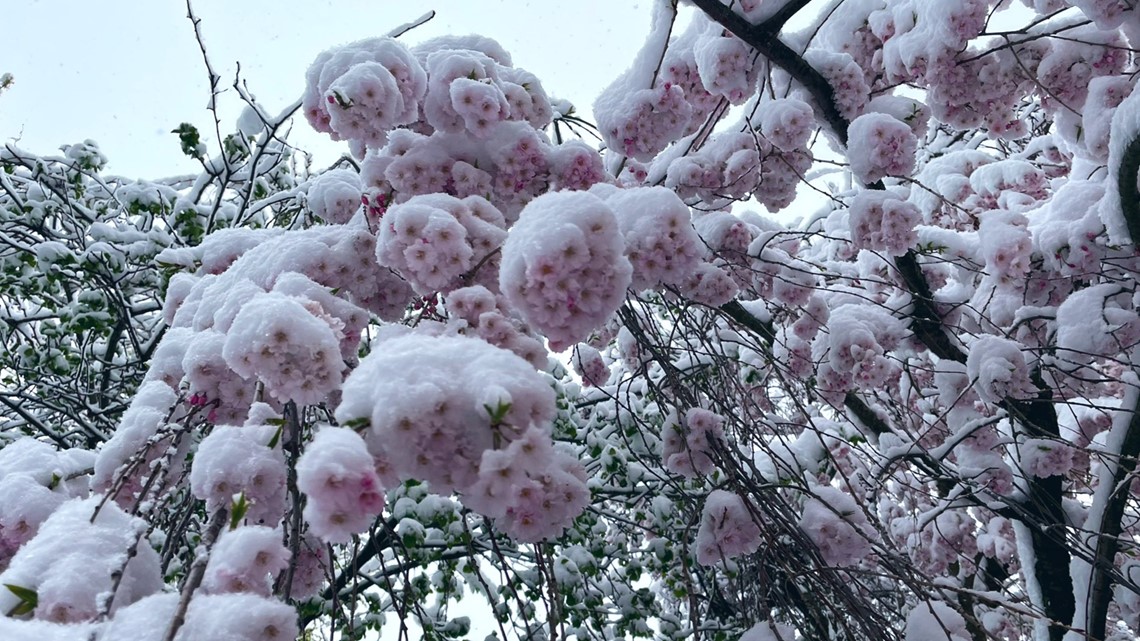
<box><xmin>1117</xmin><ymin>133</ymin><xmax>1140</xmax><ymax>244</ymax></box>
<box><xmin>1085</xmin><ymin>394</ymin><xmax>1140</xmax><ymax>641</ymax></box>
<box><xmin>689</xmin><ymin>0</ymin><xmax>850</xmax><ymax>144</ymax></box>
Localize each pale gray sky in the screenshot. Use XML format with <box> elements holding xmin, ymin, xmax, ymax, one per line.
<box><xmin>2</xmin><ymin>1</ymin><xmax>660</xmax><ymax>178</ymax></box>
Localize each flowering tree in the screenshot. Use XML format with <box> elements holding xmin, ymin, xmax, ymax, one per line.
<box><xmin>3</xmin><ymin>1</ymin><xmax>1140</xmax><ymax>640</ymax></box>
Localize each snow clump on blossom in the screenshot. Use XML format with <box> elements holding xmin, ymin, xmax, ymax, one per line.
<box><xmin>665</xmin><ymin>131</ymin><xmax>761</xmax><ymax>204</ymax></box>
<box><xmin>694</xmin><ymin>489</ymin><xmax>762</xmax><ymax>565</ymax></box>
<box><xmin>661</xmin><ymin>407</ymin><xmax>727</xmax><ymax>477</ymax></box>
<box><xmin>189</xmin><ymin>424</ymin><xmax>287</xmax><ymax>527</ymax></box>
<box><xmin>92</xmin><ymin>381</ymin><xmax>187</xmax><ymax>505</ymax></box>
<box><xmin>847</xmin><ymin>190</ymin><xmax>921</xmax><ymax>256</ymax></box>
<box><xmin>302</xmin><ymin>37</ymin><xmax>426</xmax><ymax>144</ymax></box>
<box><xmin>593</xmin><ymin>0</ymin><xmax>697</xmax><ymax>162</ymax></box>
<box><xmin>202</xmin><ymin>525</ymin><xmax>290</xmax><ymax>595</ymax></box>
<box><xmin>760</xmin><ymin>98</ymin><xmax>815</xmax><ymax>152</ymax></box>
<box><xmin>591</xmin><ymin>184</ymin><xmax>703</xmax><ymax>290</ymax></box>
<box><xmin>499</xmin><ymin>190</ymin><xmax>633</xmax><ymax>351</ymax></box>
<box><xmin>0</xmin><ymin>439</ymin><xmax>93</xmax><ymax>570</ymax></box>
<box><xmin>376</xmin><ymin>193</ymin><xmax>507</xmax><ymax>294</ymax></box>
<box><xmin>847</xmin><ymin>112</ymin><xmax>918</xmax><ymax>183</ymax></box>
<box><xmin>296</xmin><ymin>427</ymin><xmax>386</xmax><ymax>544</ymax></box>
<box><xmin>222</xmin><ymin>291</ymin><xmax>346</xmax><ymax>406</ymax></box>
<box><xmin>335</xmin><ymin>332</ymin><xmax>558</xmax><ymax>493</ymax></box>
<box><xmin>905</xmin><ymin>601</ymin><xmax>971</xmax><ymax>641</ymax></box>
<box><xmin>966</xmin><ymin>336</ymin><xmax>1036</xmax><ymax>404</ymax></box>
<box><xmin>464</xmin><ymin>426</ymin><xmax>590</xmax><ymax>542</ymax></box>
<box><xmin>694</xmin><ymin>32</ymin><xmax>760</xmax><ymax>103</ymax></box>
<box><xmin>799</xmin><ymin>485</ymin><xmax>874</xmax><ymax>566</ymax></box>
<box><xmin>0</xmin><ymin>497</ymin><xmax>162</xmax><ymax>623</ymax></box>
<box><xmin>307</xmin><ymin>168</ymin><xmax>362</xmax><ymax>224</ymax></box>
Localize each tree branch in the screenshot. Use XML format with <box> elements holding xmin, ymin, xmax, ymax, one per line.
<box><xmin>688</xmin><ymin>0</ymin><xmax>850</xmax><ymax>144</ymax></box>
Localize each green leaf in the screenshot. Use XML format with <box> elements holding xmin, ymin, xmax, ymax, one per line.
<box><xmin>171</xmin><ymin>123</ymin><xmax>203</xmax><ymax>159</ymax></box>
<box><xmin>229</xmin><ymin>493</ymin><xmax>249</xmax><ymax>530</ymax></box>
<box><xmin>5</xmin><ymin>583</ymin><xmax>37</xmax><ymax>616</ymax></box>
<box><xmin>267</xmin><ymin>423</ymin><xmax>285</xmax><ymax>449</ymax></box>
<box><xmin>483</xmin><ymin>400</ymin><xmax>512</xmax><ymax>425</ymax></box>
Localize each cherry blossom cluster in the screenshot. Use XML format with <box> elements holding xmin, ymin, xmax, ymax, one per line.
<box><xmin>499</xmin><ymin>191</ymin><xmax>633</xmax><ymax>351</ymax></box>
<box><xmin>0</xmin><ymin>497</ymin><xmax>162</xmax><ymax>624</ymax></box>
<box><xmin>665</xmin><ymin>131</ymin><xmax>761</xmax><ymax>204</ymax></box>
<box><xmin>222</xmin><ymin>291</ymin><xmax>346</xmax><ymax>406</ymax></box>
<box><xmin>296</xmin><ymin>427</ymin><xmax>386</xmax><ymax>543</ymax></box>
<box><xmin>592</xmin><ymin>184</ymin><xmax>703</xmax><ymax>290</ymax></box>
<box><xmin>594</xmin><ymin>13</ymin><xmax>721</xmax><ymax>162</ymax></box>
<box><xmin>202</xmin><ymin>525</ymin><xmax>290</xmax><ymax>596</ymax></box>
<box><xmin>189</xmin><ymin>423</ymin><xmax>287</xmax><ymax>527</ymax></box>
<box><xmin>812</xmin><ymin>304</ymin><xmax>906</xmax><ymax>399</ymax></box>
<box><xmin>847</xmin><ymin>112</ymin><xmax>918</xmax><ymax>184</ymax></box>
<box><xmin>302</xmin><ymin>37</ymin><xmax>427</xmax><ymax>145</ymax></box>
<box><xmin>978</xmin><ymin>211</ymin><xmax>1033</xmax><ymax>285</ymax></box>
<box><xmin>335</xmin><ymin>332</ymin><xmax>558</xmax><ymax>494</ymax></box>
<box><xmin>445</xmin><ymin>285</ymin><xmax>548</xmax><ymax>369</ymax></box>
<box><xmin>376</xmin><ymin>193</ymin><xmax>507</xmax><ymax>294</ymax></box>
<box><xmin>966</xmin><ymin>336</ymin><xmax>1036</xmax><ymax>404</ymax></box>
<box><xmin>800</xmin><ymin>485</ymin><xmax>873</xmax><ymax>566</ymax></box>
<box><xmin>307</xmin><ymin>168</ymin><xmax>363</xmax><ymax>224</ymax></box>
<box><xmin>756</xmin><ymin>147</ymin><xmax>813</xmax><ymax>212</ymax></box>
<box><xmin>0</xmin><ymin>439</ymin><xmax>91</xmax><ymax>571</ymax></box>
<box><xmin>760</xmin><ymin>98</ymin><xmax>815</xmax><ymax>153</ymax></box>
<box><xmin>694</xmin><ymin>490</ymin><xmax>762</xmax><ymax>565</ymax></box>
<box><xmin>597</xmin><ymin>81</ymin><xmax>694</xmax><ymax>162</ymax></box>
<box><xmin>847</xmin><ymin>190</ymin><xmax>921</xmax><ymax>256</ymax></box>
<box><xmin>805</xmin><ymin>50</ymin><xmax>870</xmax><ymax>121</ymax></box>
<box><xmin>661</xmin><ymin>407</ymin><xmax>726</xmax><ymax>477</ymax></box>
<box><xmin>363</xmin><ymin>120</ymin><xmax>586</xmax><ymax>220</ymax></box>
<box><xmin>694</xmin><ymin>33</ymin><xmax>760</xmax><ymax>104</ymax></box>
<box><xmin>420</xmin><ymin>47</ymin><xmax>553</xmax><ymax>136</ymax></box>
<box><xmin>571</xmin><ymin>343</ymin><xmax>609</xmax><ymax>387</ymax></box>
<box><xmin>464</xmin><ymin>427</ymin><xmax>590</xmax><ymax>542</ymax></box>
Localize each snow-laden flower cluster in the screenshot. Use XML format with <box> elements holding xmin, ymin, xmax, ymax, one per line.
<box><xmin>812</xmin><ymin>304</ymin><xmax>907</xmax><ymax>398</ymax></box>
<box><xmin>0</xmin><ymin>497</ymin><xmax>162</xmax><ymax>623</ymax></box>
<box><xmin>223</xmin><ymin>291</ymin><xmax>346</xmax><ymax>406</ymax></box>
<box><xmin>571</xmin><ymin>343</ymin><xmax>609</xmax><ymax>387</ymax></box>
<box><xmin>499</xmin><ymin>191</ymin><xmax>633</xmax><ymax>351</ymax></box>
<box><xmin>328</xmin><ymin>331</ymin><xmax>588</xmax><ymax>541</ymax></box>
<box><xmin>847</xmin><ymin>112</ymin><xmax>918</xmax><ymax>183</ymax></box>
<box><xmin>0</xmin><ymin>439</ymin><xmax>92</xmax><ymax>571</ymax></box>
<box><xmin>307</xmin><ymin>168</ymin><xmax>362</xmax><ymax>224</ymax></box>
<box><xmin>665</xmin><ymin>131</ymin><xmax>761</xmax><ymax>204</ymax></box>
<box><xmin>966</xmin><ymin>336</ymin><xmax>1035</xmax><ymax>404</ymax></box>
<box><xmin>303</xmin><ymin>37</ymin><xmax>426</xmax><ymax>145</ymax></box>
<box><xmin>760</xmin><ymin>98</ymin><xmax>815</xmax><ymax>153</ymax></box>
<box><xmin>190</xmin><ymin>423</ymin><xmax>287</xmax><ymax>527</ymax></box>
<box><xmin>464</xmin><ymin>427</ymin><xmax>589</xmax><ymax>542</ymax></box>
<box><xmin>694</xmin><ymin>489</ymin><xmax>762</xmax><ymax>565</ymax></box>
<box><xmin>847</xmin><ymin>190</ymin><xmax>921</xmax><ymax>256</ymax></box>
<box><xmin>296</xmin><ymin>427</ymin><xmax>386</xmax><ymax>543</ymax></box>
<box><xmin>694</xmin><ymin>32</ymin><xmax>760</xmax><ymax>104</ymax></box>
<box><xmin>800</xmin><ymin>485</ymin><xmax>873</xmax><ymax>566</ymax></box>
<box><xmin>445</xmin><ymin>284</ymin><xmax>548</xmax><ymax>369</ymax></box>
<box><xmin>591</xmin><ymin>184</ymin><xmax>703</xmax><ymax>290</ymax></box>
<box><xmin>661</xmin><ymin>407</ymin><xmax>726</xmax><ymax>477</ymax></box>
<box><xmin>336</xmin><ymin>332</ymin><xmax>556</xmax><ymax>491</ymax></box>
<box><xmin>376</xmin><ymin>193</ymin><xmax>507</xmax><ymax>294</ymax></box>
<box><xmin>202</xmin><ymin>526</ymin><xmax>290</xmax><ymax>596</ymax></box>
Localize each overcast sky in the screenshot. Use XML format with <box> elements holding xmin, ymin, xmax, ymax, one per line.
<box><xmin>2</xmin><ymin>1</ymin><xmax>662</xmax><ymax>178</ymax></box>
